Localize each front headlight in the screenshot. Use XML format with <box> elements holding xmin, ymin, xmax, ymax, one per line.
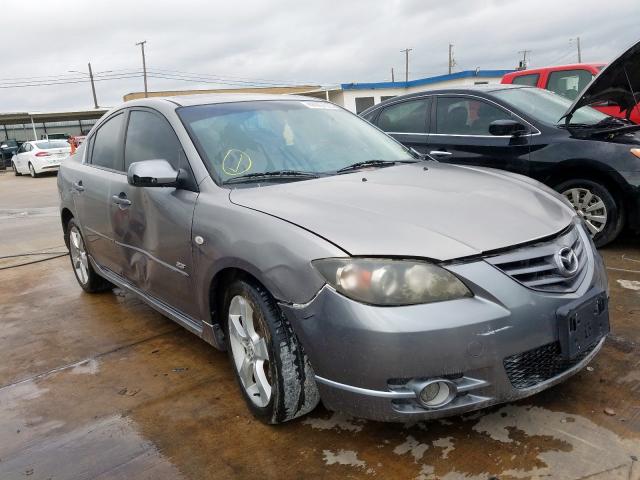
<box><xmin>312</xmin><ymin>258</ymin><xmax>472</xmax><ymax>306</ymax></box>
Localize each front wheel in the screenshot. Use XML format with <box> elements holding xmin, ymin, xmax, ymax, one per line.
<box><xmin>556</xmin><ymin>179</ymin><xmax>623</xmax><ymax>247</ymax></box>
<box><xmin>224</xmin><ymin>279</ymin><xmax>319</xmax><ymax>424</ymax></box>
<box><xmin>12</xmin><ymin>162</ymin><xmax>21</xmax><ymax>176</ymax></box>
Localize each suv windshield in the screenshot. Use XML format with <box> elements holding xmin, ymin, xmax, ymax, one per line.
<box><xmin>492</xmin><ymin>87</ymin><xmax>610</xmax><ymax>126</ymax></box>
<box><xmin>177</xmin><ymin>100</ymin><xmax>414</xmax><ymax>184</ymax></box>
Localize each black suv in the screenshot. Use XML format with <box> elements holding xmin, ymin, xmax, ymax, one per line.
<box><xmin>361</xmin><ymin>41</ymin><xmax>640</xmax><ymax>247</ymax></box>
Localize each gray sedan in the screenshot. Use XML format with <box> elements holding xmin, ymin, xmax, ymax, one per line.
<box><xmin>57</xmin><ymin>94</ymin><xmax>609</xmax><ymax>423</ymax></box>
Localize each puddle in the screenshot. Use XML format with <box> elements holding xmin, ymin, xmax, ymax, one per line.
<box><xmin>617</xmin><ymin>279</ymin><xmax>640</xmax><ymax>291</ymax></box>
<box><xmin>323</xmin><ymin>449</ymin><xmax>367</xmax><ymax>469</ymax></box>
<box><xmin>303</xmin><ymin>412</ymin><xmax>366</xmax><ymax>432</ymax></box>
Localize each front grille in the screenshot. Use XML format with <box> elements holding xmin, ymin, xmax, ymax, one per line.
<box><xmin>485</xmin><ymin>226</ymin><xmax>588</xmax><ymax>293</ymax></box>
<box><xmin>504</xmin><ymin>341</ymin><xmax>597</xmax><ymax>389</ymax></box>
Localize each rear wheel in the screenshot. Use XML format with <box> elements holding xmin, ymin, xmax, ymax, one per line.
<box><xmin>28</xmin><ymin>162</ymin><xmax>38</xmax><ymax>178</ymax></box>
<box><xmin>556</xmin><ymin>179</ymin><xmax>623</xmax><ymax>247</ymax></box>
<box><xmin>224</xmin><ymin>279</ymin><xmax>319</xmax><ymax>424</ymax></box>
<box><xmin>65</xmin><ymin>218</ymin><xmax>112</xmax><ymax>293</ymax></box>
<box><xmin>12</xmin><ymin>162</ymin><xmax>21</xmax><ymax>176</ymax></box>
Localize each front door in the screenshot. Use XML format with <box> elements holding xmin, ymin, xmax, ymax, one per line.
<box><xmin>428</xmin><ymin>95</ymin><xmax>532</xmax><ymax>176</ymax></box>
<box><xmin>110</xmin><ymin>108</ymin><xmax>199</xmax><ymax>318</ymax></box>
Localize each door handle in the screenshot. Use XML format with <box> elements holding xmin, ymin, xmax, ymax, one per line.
<box><xmin>112</xmin><ymin>194</ymin><xmax>132</xmax><ymax>208</ymax></box>
<box><xmin>429</xmin><ymin>150</ymin><xmax>452</xmax><ymax>157</ymax></box>
<box><xmin>72</xmin><ymin>181</ymin><xmax>85</xmax><ymax>192</ymax></box>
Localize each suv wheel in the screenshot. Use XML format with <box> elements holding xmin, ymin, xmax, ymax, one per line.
<box><xmin>224</xmin><ymin>279</ymin><xmax>319</xmax><ymax>424</ymax></box>
<box><xmin>65</xmin><ymin>218</ymin><xmax>113</xmax><ymax>293</ymax></box>
<box><xmin>557</xmin><ymin>179</ymin><xmax>623</xmax><ymax>247</ymax></box>
<box><xmin>12</xmin><ymin>162</ymin><xmax>21</xmax><ymax>176</ymax></box>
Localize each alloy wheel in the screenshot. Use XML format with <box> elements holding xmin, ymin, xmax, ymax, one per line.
<box><xmin>29</xmin><ymin>163</ymin><xmax>36</xmax><ymax>177</ymax></box>
<box><xmin>69</xmin><ymin>226</ymin><xmax>89</xmax><ymax>285</ymax></box>
<box><xmin>228</xmin><ymin>294</ymin><xmax>272</xmax><ymax>407</ymax></box>
<box><xmin>562</xmin><ymin>187</ymin><xmax>608</xmax><ymax>235</ymax></box>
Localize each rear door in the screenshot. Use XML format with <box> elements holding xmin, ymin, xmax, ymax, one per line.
<box><xmin>373</xmin><ymin>97</ymin><xmax>431</xmax><ymax>154</ymax></box>
<box><xmin>73</xmin><ymin>112</ymin><xmax>127</xmax><ymax>274</ymax></box>
<box><xmin>110</xmin><ymin>108</ymin><xmax>199</xmax><ymax>318</ymax></box>
<box><xmin>427</xmin><ymin>95</ymin><xmax>532</xmax><ymax>175</ymax></box>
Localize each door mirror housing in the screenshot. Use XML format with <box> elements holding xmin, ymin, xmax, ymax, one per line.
<box><xmin>489</xmin><ymin>119</ymin><xmax>528</xmax><ymax>137</ymax></box>
<box><xmin>127</xmin><ymin>159</ymin><xmax>179</xmax><ymax>187</ymax></box>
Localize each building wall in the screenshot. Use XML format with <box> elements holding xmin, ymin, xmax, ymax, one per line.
<box><xmin>341</xmin><ymin>75</ymin><xmax>503</xmax><ymax>113</ymax></box>
<box><xmin>123</xmin><ymin>85</ymin><xmax>321</xmax><ymax>102</ymax></box>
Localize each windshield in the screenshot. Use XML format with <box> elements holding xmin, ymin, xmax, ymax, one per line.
<box><xmin>492</xmin><ymin>87</ymin><xmax>611</xmax><ymax>126</ymax></box>
<box><xmin>177</xmin><ymin>100</ymin><xmax>413</xmax><ymax>184</ymax></box>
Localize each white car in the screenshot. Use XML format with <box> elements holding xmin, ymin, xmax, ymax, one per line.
<box><xmin>12</xmin><ymin>140</ymin><xmax>71</xmax><ymax>177</ymax></box>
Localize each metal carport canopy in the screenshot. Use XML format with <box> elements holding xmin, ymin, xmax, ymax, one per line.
<box><xmin>0</xmin><ymin>109</ymin><xmax>109</xmax><ymax>139</ymax></box>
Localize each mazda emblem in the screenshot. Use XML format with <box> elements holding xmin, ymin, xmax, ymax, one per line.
<box><xmin>555</xmin><ymin>247</ymin><xmax>579</xmax><ymax>277</ymax></box>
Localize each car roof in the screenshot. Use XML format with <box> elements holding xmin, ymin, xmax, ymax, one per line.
<box><xmin>504</xmin><ymin>63</ymin><xmax>606</xmax><ymax>76</ymax></box>
<box><xmin>362</xmin><ymin>84</ymin><xmax>529</xmax><ymax>112</ymax></box>
<box><xmin>125</xmin><ymin>93</ymin><xmax>320</xmax><ymax>108</ymax></box>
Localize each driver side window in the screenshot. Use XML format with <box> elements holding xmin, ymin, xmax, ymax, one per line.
<box><xmin>436</xmin><ymin>97</ymin><xmax>511</xmax><ymax>135</ymax></box>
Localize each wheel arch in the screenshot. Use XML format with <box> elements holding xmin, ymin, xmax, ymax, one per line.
<box><xmin>544</xmin><ymin>160</ymin><xmax>627</xmax><ymax>212</ymax></box>
<box><xmin>61</xmin><ymin>208</ymin><xmax>74</xmax><ymax>248</ymax></box>
<box><xmin>206</xmin><ymin>262</ymin><xmax>283</xmax><ymax>336</ymax></box>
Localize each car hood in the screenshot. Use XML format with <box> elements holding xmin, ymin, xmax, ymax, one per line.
<box><xmin>229</xmin><ymin>162</ymin><xmax>575</xmax><ymax>261</ymax></box>
<box><xmin>564</xmin><ymin>39</ymin><xmax>640</xmax><ymax>121</ymax></box>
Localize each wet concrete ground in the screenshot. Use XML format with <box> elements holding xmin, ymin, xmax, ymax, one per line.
<box><xmin>1</xmin><ymin>171</ymin><xmax>639</xmax><ymax>480</ymax></box>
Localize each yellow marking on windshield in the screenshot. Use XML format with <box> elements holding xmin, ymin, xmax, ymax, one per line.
<box><xmin>222</xmin><ymin>149</ymin><xmax>252</xmax><ymax>176</ymax></box>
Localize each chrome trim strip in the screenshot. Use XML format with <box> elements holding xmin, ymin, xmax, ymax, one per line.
<box><xmin>315</xmin><ymin>376</ymin><xmax>415</xmax><ymax>399</ymax></box>
<box><xmin>84</xmin><ymin>227</ymin><xmax>188</xmax><ymax>276</ymax></box>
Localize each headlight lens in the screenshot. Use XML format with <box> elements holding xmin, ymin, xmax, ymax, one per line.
<box><xmin>630</xmin><ymin>148</ymin><xmax>640</xmax><ymax>159</ymax></box>
<box><xmin>312</xmin><ymin>258</ymin><xmax>472</xmax><ymax>306</ymax></box>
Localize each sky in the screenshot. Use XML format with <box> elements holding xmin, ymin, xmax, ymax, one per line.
<box><xmin>1</xmin><ymin>0</ymin><xmax>638</xmax><ymax>111</ymax></box>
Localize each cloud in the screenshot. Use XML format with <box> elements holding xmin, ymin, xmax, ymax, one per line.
<box><xmin>0</xmin><ymin>0</ymin><xmax>636</xmax><ymax>111</ymax></box>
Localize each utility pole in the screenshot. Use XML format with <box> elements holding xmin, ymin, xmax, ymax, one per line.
<box><xmin>576</xmin><ymin>36</ymin><xmax>582</xmax><ymax>63</ymax></box>
<box><xmin>391</xmin><ymin>67</ymin><xmax>395</xmax><ymax>82</ymax></box>
<box><xmin>448</xmin><ymin>44</ymin><xmax>456</xmax><ymax>74</ymax></box>
<box><xmin>87</xmin><ymin>62</ymin><xmax>98</xmax><ymax>109</ymax></box>
<box><xmin>518</xmin><ymin>50</ymin><xmax>532</xmax><ymax>70</ymax></box>
<box><xmin>400</xmin><ymin>48</ymin><xmax>412</xmax><ymax>83</ymax></box>
<box><xmin>136</xmin><ymin>40</ymin><xmax>148</xmax><ymax>97</ymax></box>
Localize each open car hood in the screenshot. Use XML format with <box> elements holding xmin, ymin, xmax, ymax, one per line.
<box><xmin>564</xmin><ymin>39</ymin><xmax>640</xmax><ymax>121</ymax></box>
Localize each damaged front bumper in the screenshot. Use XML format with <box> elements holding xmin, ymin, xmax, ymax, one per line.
<box><xmin>279</xmin><ymin>238</ymin><xmax>608</xmax><ymax>422</ymax></box>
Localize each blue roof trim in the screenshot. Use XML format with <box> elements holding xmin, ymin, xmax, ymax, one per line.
<box><xmin>340</xmin><ymin>70</ymin><xmax>515</xmax><ymax>90</ymax></box>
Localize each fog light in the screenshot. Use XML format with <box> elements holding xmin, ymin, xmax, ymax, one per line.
<box><xmin>415</xmin><ymin>379</ymin><xmax>457</xmax><ymax>408</ymax></box>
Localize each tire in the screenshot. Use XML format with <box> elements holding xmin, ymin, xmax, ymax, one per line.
<box><xmin>223</xmin><ymin>279</ymin><xmax>320</xmax><ymax>424</ymax></box>
<box><xmin>555</xmin><ymin>179</ymin><xmax>624</xmax><ymax>247</ymax></box>
<box><xmin>12</xmin><ymin>162</ymin><xmax>21</xmax><ymax>176</ymax></box>
<box><xmin>28</xmin><ymin>162</ymin><xmax>38</xmax><ymax>178</ymax></box>
<box><xmin>65</xmin><ymin>218</ymin><xmax>113</xmax><ymax>293</ymax></box>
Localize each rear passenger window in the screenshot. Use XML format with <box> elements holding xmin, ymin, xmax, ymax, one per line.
<box><xmin>377</xmin><ymin>99</ymin><xmax>429</xmax><ymax>133</ymax></box>
<box><xmin>511</xmin><ymin>74</ymin><xmax>539</xmax><ymax>87</ymax></box>
<box><xmin>124</xmin><ymin>110</ymin><xmax>185</xmax><ymax>171</ymax></box>
<box><xmin>90</xmin><ymin>113</ymin><xmax>124</xmax><ymax>171</ymax></box>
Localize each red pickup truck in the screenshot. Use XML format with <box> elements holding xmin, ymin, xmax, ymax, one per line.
<box><xmin>502</xmin><ymin>64</ymin><xmax>640</xmax><ymax>123</ymax></box>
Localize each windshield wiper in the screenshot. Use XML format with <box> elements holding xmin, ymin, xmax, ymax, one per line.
<box><xmin>223</xmin><ymin>170</ymin><xmax>320</xmax><ymax>184</ymax></box>
<box><xmin>336</xmin><ymin>159</ymin><xmax>417</xmax><ymax>174</ymax></box>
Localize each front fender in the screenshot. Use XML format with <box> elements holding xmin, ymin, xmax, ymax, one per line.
<box><xmin>191</xmin><ymin>186</ymin><xmax>346</xmax><ymax>324</ymax></box>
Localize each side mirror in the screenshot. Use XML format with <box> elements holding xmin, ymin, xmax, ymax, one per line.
<box><xmin>489</xmin><ymin>119</ymin><xmax>528</xmax><ymax>137</ymax></box>
<box><xmin>127</xmin><ymin>159</ymin><xmax>179</xmax><ymax>187</ymax></box>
